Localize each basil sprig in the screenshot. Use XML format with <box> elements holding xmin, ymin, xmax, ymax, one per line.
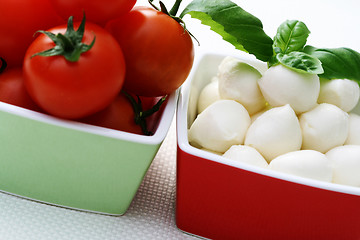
<box><xmin>271</xmin><ymin>20</ymin><xmax>324</xmax><ymax>74</ymax></box>
<box><xmin>180</xmin><ymin>0</ymin><xmax>360</xmax><ymax>80</ymax></box>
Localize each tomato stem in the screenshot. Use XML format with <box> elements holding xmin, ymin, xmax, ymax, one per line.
<box><xmin>169</xmin><ymin>0</ymin><xmax>182</xmax><ymax>16</ymax></box>
<box><xmin>0</xmin><ymin>57</ymin><xmax>7</xmax><ymax>74</ymax></box>
<box><xmin>148</xmin><ymin>0</ymin><xmax>160</xmax><ymax>11</ymax></box>
<box><xmin>142</xmin><ymin>96</ymin><xmax>167</xmax><ymax>118</ymax></box>
<box><xmin>31</xmin><ymin>13</ymin><xmax>95</xmax><ymax>62</ymax></box>
<box><xmin>159</xmin><ymin>2</ymin><xmax>170</xmax><ymax>15</ymax></box>
<box><xmin>148</xmin><ymin>0</ymin><xmax>200</xmax><ymax>46</ymax></box>
<box><xmin>122</xmin><ymin>90</ymin><xmax>167</xmax><ymax>136</ymax></box>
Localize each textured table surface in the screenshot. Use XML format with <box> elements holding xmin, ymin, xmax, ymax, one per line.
<box><xmin>0</xmin><ymin>1</ymin><xmax>359</xmax><ymax>239</ymax></box>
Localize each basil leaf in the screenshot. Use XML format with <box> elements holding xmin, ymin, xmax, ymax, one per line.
<box><xmin>276</xmin><ymin>51</ymin><xmax>324</xmax><ymax>74</ymax></box>
<box><xmin>180</xmin><ymin>0</ymin><xmax>273</xmax><ymax>62</ymax></box>
<box><xmin>304</xmin><ymin>46</ymin><xmax>360</xmax><ymax>82</ymax></box>
<box><xmin>274</xmin><ymin>20</ymin><xmax>310</xmax><ymax>54</ymax></box>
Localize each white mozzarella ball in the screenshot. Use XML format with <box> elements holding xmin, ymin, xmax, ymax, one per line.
<box><xmin>318</xmin><ymin>78</ymin><xmax>360</xmax><ymax>112</ymax></box>
<box><xmin>245</xmin><ymin>104</ymin><xmax>302</xmax><ymax>162</ymax></box>
<box><xmin>188</xmin><ymin>100</ymin><xmax>251</xmax><ymax>153</ymax></box>
<box><xmin>345</xmin><ymin>113</ymin><xmax>360</xmax><ymax>145</ymax></box>
<box><xmin>223</xmin><ymin>145</ymin><xmax>268</xmax><ymax>168</ymax></box>
<box><xmin>258</xmin><ymin>64</ymin><xmax>320</xmax><ymax>114</ymax></box>
<box><xmin>250</xmin><ymin>105</ymin><xmax>271</xmax><ymax>123</ymax></box>
<box><xmin>197</xmin><ymin>77</ymin><xmax>221</xmax><ymax>114</ymax></box>
<box><xmin>269</xmin><ymin>150</ymin><xmax>333</xmax><ymax>182</ymax></box>
<box><xmin>217</xmin><ymin>56</ymin><xmax>266</xmax><ymax>115</ymax></box>
<box><xmin>299</xmin><ymin>103</ymin><xmax>349</xmax><ymax>153</ymax></box>
<box><xmin>326</xmin><ymin>145</ymin><xmax>360</xmax><ymax>187</ymax></box>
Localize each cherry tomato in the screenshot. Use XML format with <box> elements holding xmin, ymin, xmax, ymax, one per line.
<box><xmin>106</xmin><ymin>6</ymin><xmax>194</xmax><ymax>97</ymax></box>
<box><xmin>0</xmin><ymin>68</ymin><xmax>42</xmax><ymax>111</ymax></box>
<box><xmin>79</xmin><ymin>91</ymin><xmax>165</xmax><ymax>135</ymax></box>
<box><xmin>23</xmin><ymin>21</ymin><xmax>126</xmax><ymax>119</ymax></box>
<box><xmin>0</xmin><ymin>0</ymin><xmax>63</xmax><ymax>68</ymax></box>
<box><xmin>50</xmin><ymin>0</ymin><xmax>137</xmax><ymax>25</ymax></box>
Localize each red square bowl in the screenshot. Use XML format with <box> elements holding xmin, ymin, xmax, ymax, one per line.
<box><xmin>176</xmin><ymin>52</ymin><xmax>360</xmax><ymax>240</ymax></box>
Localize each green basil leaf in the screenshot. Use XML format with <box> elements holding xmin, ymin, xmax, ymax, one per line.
<box><xmin>276</xmin><ymin>51</ymin><xmax>324</xmax><ymax>74</ymax></box>
<box><xmin>180</xmin><ymin>0</ymin><xmax>273</xmax><ymax>62</ymax></box>
<box><xmin>273</xmin><ymin>20</ymin><xmax>310</xmax><ymax>54</ymax></box>
<box><xmin>304</xmin><ymin>46</ymin><xmax>360</xmax><ymax>82</ymax></box>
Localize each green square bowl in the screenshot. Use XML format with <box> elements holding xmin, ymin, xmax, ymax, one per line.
<box><xmin>0</xmin><ymin>90</ymin><xmax>178</xmax><ymax>215</ymax></box>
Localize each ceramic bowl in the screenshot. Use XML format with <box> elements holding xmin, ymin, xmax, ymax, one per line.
<box><xmin>176</xmin><ymin>52</ymin><xmax>360</xmax><ymax>240</ymax></box>
<box><xmin>0</xmin><ymin>90</ymin><xmax>177</xmax><ymax>215</ymax></box>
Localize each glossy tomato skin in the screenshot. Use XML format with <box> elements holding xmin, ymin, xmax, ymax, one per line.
<box><xmin>50</xmin><ymin>0</ymin><xmax>137</xmax><ymax>26</ymax></box>
<box><xmin>0</xmin><ymin>0</ymin><xmax>63</xmax><ymax>68</ymax></box>
<box><xmin>79</xmin><ymin>92</ymin><xmax>165</xmax><ymax>135</ymax></box>
<box><xmin>23</xmin><ymin>22</ymin><xmax>126</xmax><ymax>119</ymax></box>
<box><xmin>80</xmin><ymin>91</ymin><xmax>143</xmax><ymax>134</ymax></box>
<box><xmin>106</xmin><ymin>7</ymin><xmax>194</xmax><ymax>97</ymax></box>
<box><xmin>0</xmin><ymin>68</ymin><xmax>42</xmax><ymax>111</ymax></box>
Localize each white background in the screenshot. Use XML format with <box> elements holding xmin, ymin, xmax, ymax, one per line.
<box><xmin>0</xmin><ymin>0</ymin><xmax>359</xmax><ymax>239</ymax></box>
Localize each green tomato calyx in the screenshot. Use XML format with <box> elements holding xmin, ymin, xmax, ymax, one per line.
<box><xmin>122</xmin><ymin>90</ymin><xmax>167</xmax><ymax>136</ymax></box>
<box><xmin>148</xmin><ymin>0</ymin><xmax>199</xmax><ymax>45</ymax></box>
<box><xmin>31</xmin><ymin>14</ymin><xmax>95</xmax><ymax>62</ymax></box>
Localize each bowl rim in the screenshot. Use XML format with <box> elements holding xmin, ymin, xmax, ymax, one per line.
<box><xmin>0</xmin><ymin>90</ymin><xmax>178</xmax><ymax>145</ymax></box>
<box><xmin>177</xmin><ymin>50</ymin><xmax>360</xmax><ymax>196</ymax></box>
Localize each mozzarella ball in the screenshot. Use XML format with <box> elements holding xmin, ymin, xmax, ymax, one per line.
<box><xmin>299</xmin><ymin>103</ymin><xmax>349</xmax><ymax>153</ymax></box>
<box><xmin>326</xmin><ymin>145</ymin><xmax>360</xmax><ymax>187</ymax></box>
<box><xmin>258</xmin><ymin>64</ymin><xmax>320</xmax><ymax>114</ymax></box>
<box><xmin>245</xmin><ymin>104</ymin><xmax>302</xmax><ymax>162</ymax></box>
<box><xmin>197</xmin><ymin>77</ymin><xmax>221</xmax><ymax>114</ymax></box>
<box><xmin>269</xmin><ymin>150</ymin><xmax>333</xmax><ymax>182</ymax></box>
<box><xmin>318</xmin><ymin>78</ymin><xmax>360</xmax><ymax>112</ymax></box>
<box><xmin>345</xmin><ymin>113</ymin><xmax>360</xmax><ymax>145</ymax></box>
<box><xmin>250</xmin><ymin>105</ymin><xmax>271</xmax><ymax>123</ymax></box>
<box><xmin>223</xmin><ymin>145</ymin><xmax>268</xmax><ymax>168</ymax></box>
<box><xmin>188</xmin><ymin>100</ymin><xmax>251</xmax><ymax>153</ymax></box>
<box><xmin>218</xmin><ymin>56</ymin><xmax>266</xmax><ymax>115</ymax></box>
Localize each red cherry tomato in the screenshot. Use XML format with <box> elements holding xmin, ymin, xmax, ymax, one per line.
<box><xmin>0</xmin><ymin>0</ymin><xmax>63</xmax><ymax>68</ymax></box>
<box><xmin>23</xmin><ymin>21</ymin><xmax>126</xmax><ymax>119</ymax></box>
<box><xmin>50</xmin><ymin>0</ymin><xmax>137</xmax><ymax>25</ymax></box>
<box><xmin>106</xmin><ymin>6</ymin><xmax>194</xmax><ymax>97</ymax></box>
<box><xmin>79</xmin><ymin>91</ymin><xmax>165</xmax><ymax>135</ymax></box>
<box><xmin>0</xmin><ymin>68</ymin><xmax>42</xmax><ymax>111</ymax></box>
